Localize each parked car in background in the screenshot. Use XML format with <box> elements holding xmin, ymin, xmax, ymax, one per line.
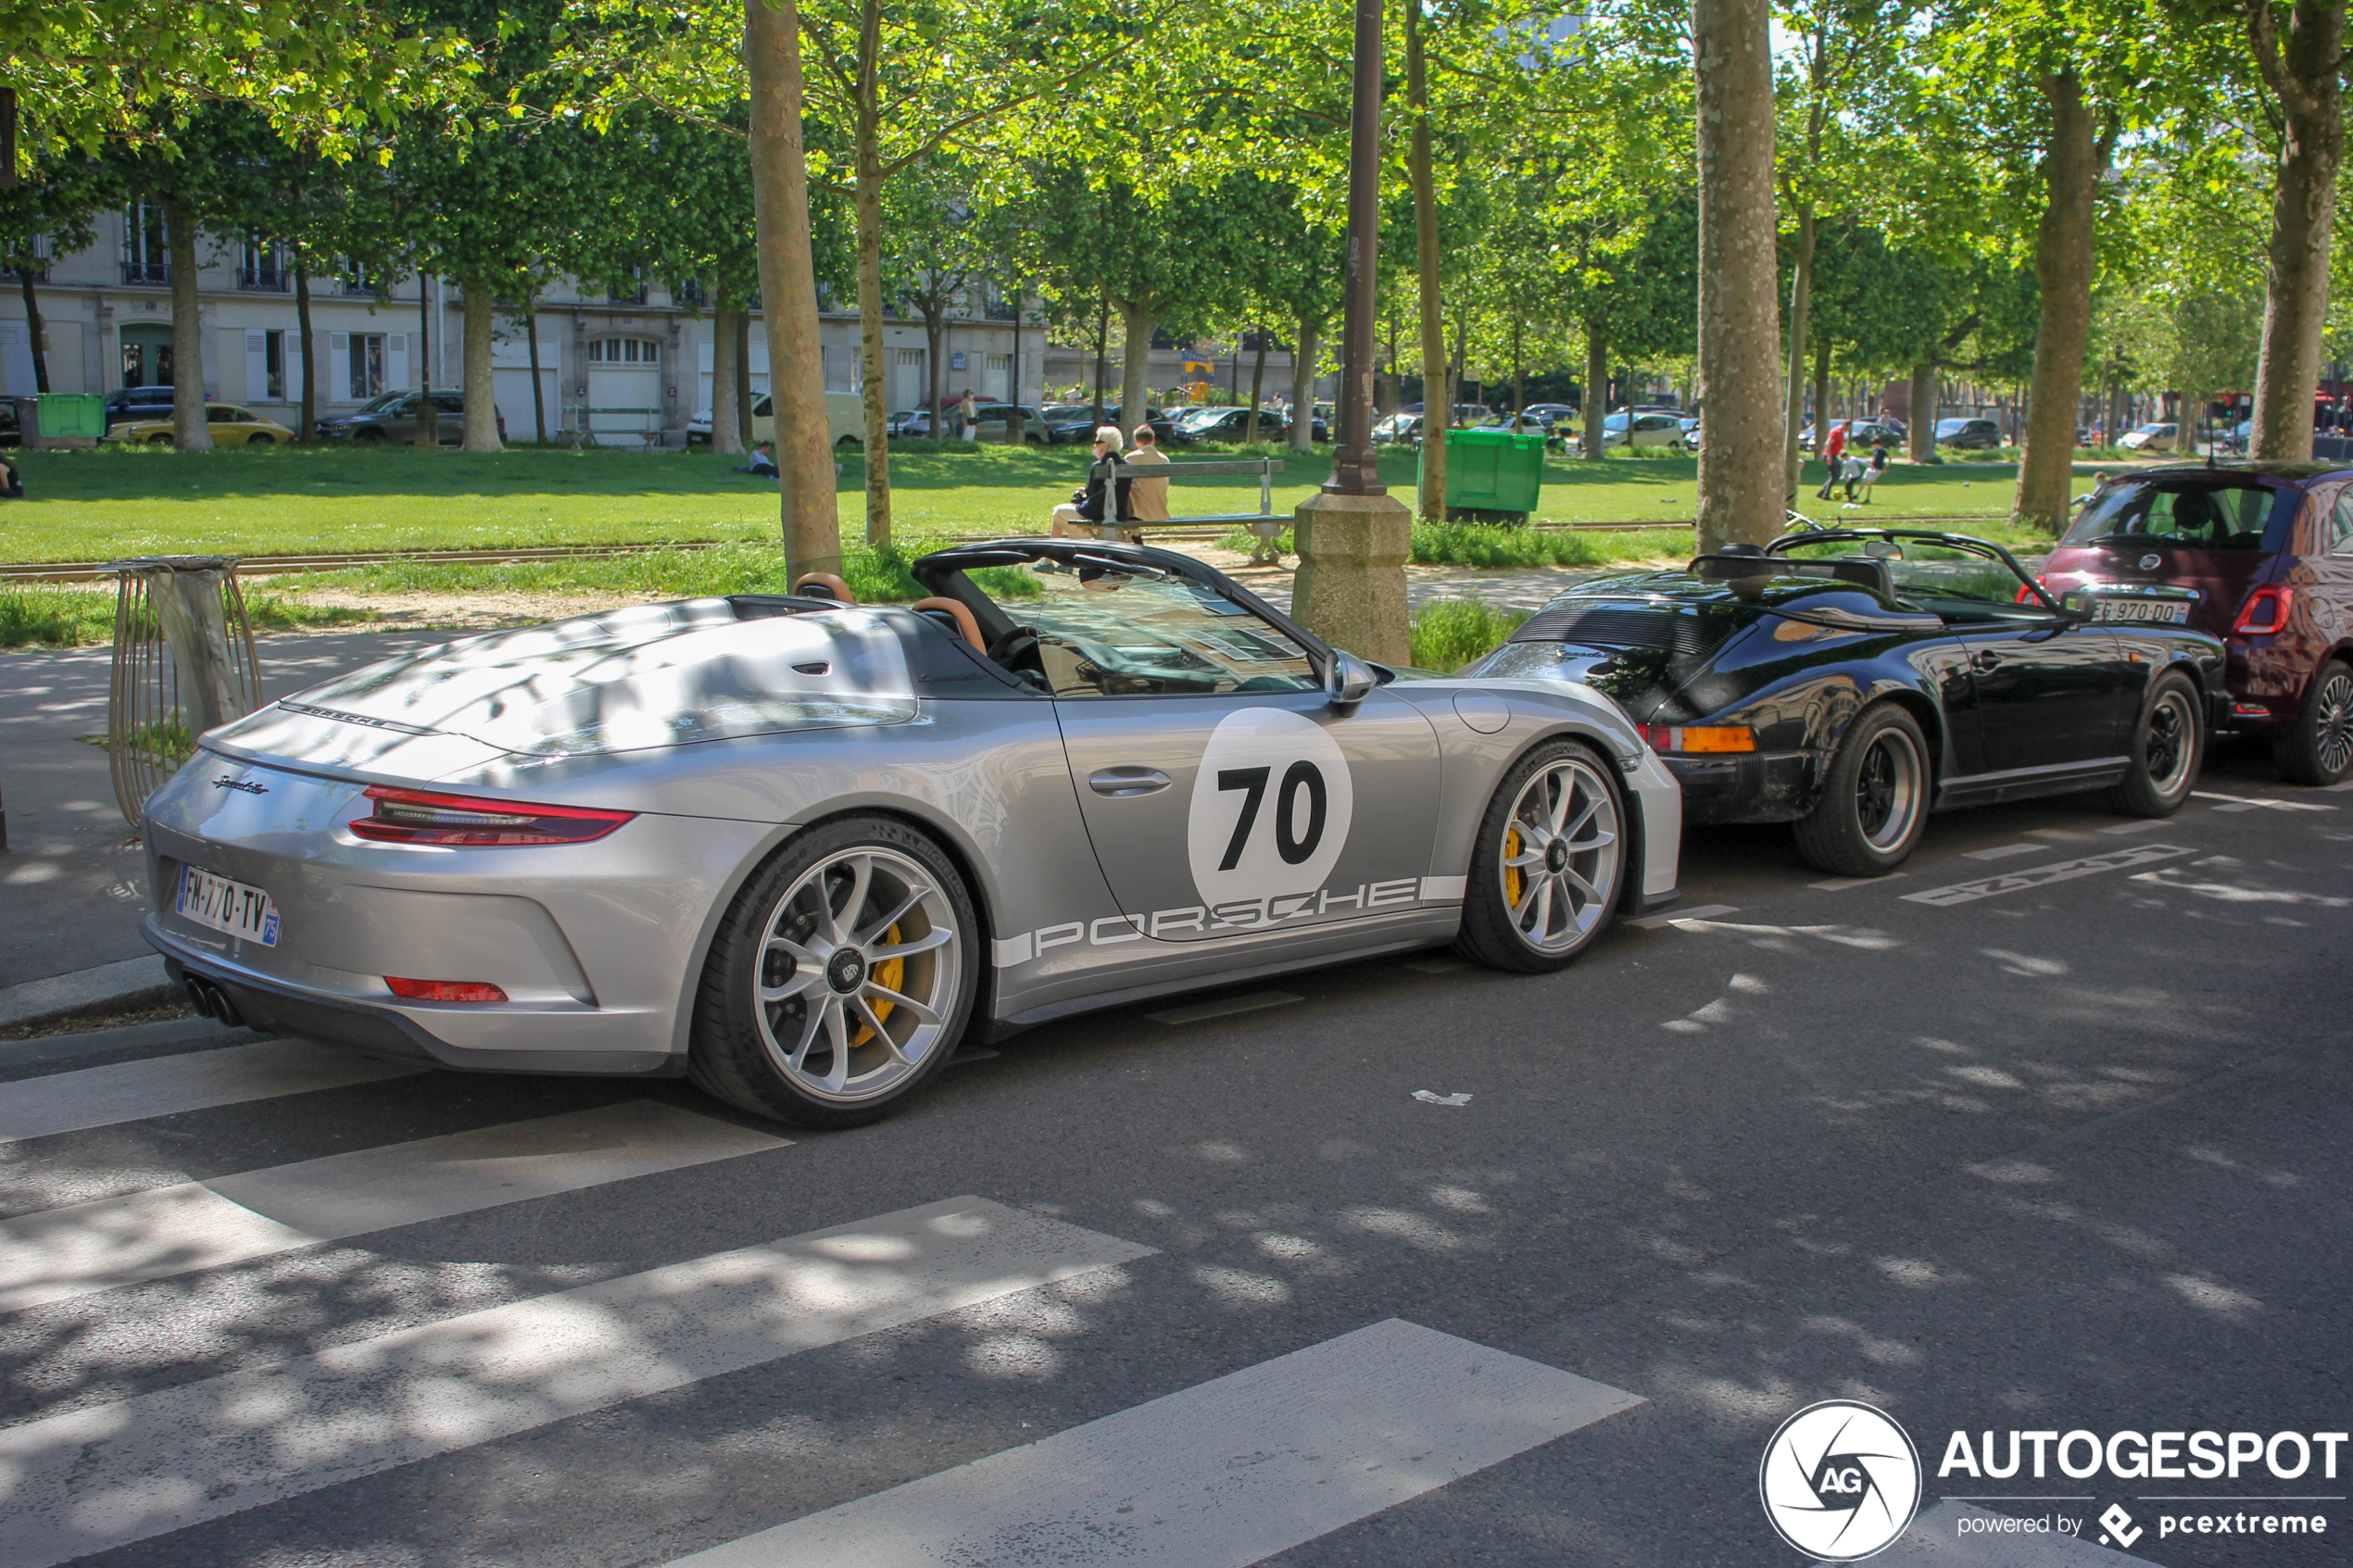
<box><xmin>1845</xmin><ymin>420</ymin><xmax>1906</xmax><ymax>450</ymax></box>
<box><xmin>1934</xmin><ymin>417</ymin><xmax>2005</xmax><ymax>451</ymax></box>
<box><xmin>1371</xmin><ymin>412</ymin><xmax>1421</xmax><ymax>445</ymax></box>
<box><xmin>1181</xmin><ymin>407</ymin><xmax>1300</xmax><ymax>444</ymax></box>
<box><xmin>1042</xmin><ymin>404</ymin><xmax>1184</xmax><ymax>445</ymax></box>
<box><xmin>107</xmin><ymin>404</ymin><xmax>296</xmax><ymax>446</ymax></box>
<box><xmin>686</xmin><ymin>392</ymin><xmax>864</xmax><ymax>449</ymax></box>
<box><xmin>316</xmin><ymin>391</ymin><xmax>506</xmax><ymax>445</ymax></box>
<box><xmin>2042</xmin><ymin>460</ymin><xmax>2353</xmax><ymax>784</ymax></box>
<box><xmin>968</xmin><ymin>404</ymin><xmax>1050</xmax><ymax>444</ymax></box>
<box><xmin>2118</xmin><ymin>422</ymin><xmax>2178</xmax><ymax>453</ymax></box>
<box><xmin>1599</xmin><ymin>409</ymin><xmax>1692</xmax><ymax>451</ymax></box>
<box><xmin>105</xmin><ymin>386</ymin><xmax>204</xmax><ymax>422</ymax></box>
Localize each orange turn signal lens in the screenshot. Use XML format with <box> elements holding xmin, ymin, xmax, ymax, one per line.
<box><xmin>1641</xmin><ymin>725</ymin><xmax>1757</xmax><ymax>754</ymax></box>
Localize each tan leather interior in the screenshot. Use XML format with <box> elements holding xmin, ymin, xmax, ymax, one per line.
<box><xmin>791</xmin><ymin>571</ymin><xmax>857</xmax><ymax>604</ymax></box>
<box><xmin>910</xmin><ymin>596</ymin><xmax>986</xmax><ymax>650</ymax></box>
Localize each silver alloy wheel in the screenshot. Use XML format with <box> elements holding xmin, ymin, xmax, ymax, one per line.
<box><xmin>1498</xmin><ymin>756</ymin><xmax>1622</xmax><ymax>953</ymax></box>
<box><xmin>2312</xmin><ymin>668</ymin><xmax>2353</xmax><ymax>777</ymax></box>
<box><xmin>751</xmin><ymin>847</ymin><xmax>961</xmax><ymax>1103</ymax></box>
<box><xmin>2144</xmin><ymin>685</ymin><xmax>2200</xmax><ymax>796</ymax></box>
<box><xmin>1855</xmin><ymin>725</ymin><xmax>1925</xmax><ymax>852</ymax></box>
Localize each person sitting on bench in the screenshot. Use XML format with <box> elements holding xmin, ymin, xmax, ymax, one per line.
<box><xmin>1051</xmin><ymin>427</ymin><xmax>1136</xmax><ymax>539</ymax></box>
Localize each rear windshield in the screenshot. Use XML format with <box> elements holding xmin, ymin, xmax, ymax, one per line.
<box><xmin>2063</xmin><ymin>479</ymin><xmax>2277</xmax><ymax>550</ymax></box>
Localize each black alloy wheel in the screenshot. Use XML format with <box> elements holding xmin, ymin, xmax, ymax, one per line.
<box><xmin>1793</xmin><ymin>703</ymin><xmax>1932</xmax><ymax>877</ymax></box>
<box><xmin>2101</xmin><ymin>671</ymin><xmax>2204</xmax><ymax>815</ymax></box>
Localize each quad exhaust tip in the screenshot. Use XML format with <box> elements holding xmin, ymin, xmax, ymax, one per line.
<box><xmin>182</xmin><ymin>975</ymin><xmax>245</xmax><ymax>1029</ymax></box>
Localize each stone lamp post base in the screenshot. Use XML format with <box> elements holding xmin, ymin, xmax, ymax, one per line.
<box><xmin>1292</xmin><ymin>489</ymin><xmax>1412</xmax><ymax>668</ymax></box>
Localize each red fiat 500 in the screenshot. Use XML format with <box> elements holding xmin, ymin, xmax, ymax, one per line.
<box><xmin>2043</xmin><ymin>461</ymin><xmax>2353</xmax><ymax>784</ymax></box>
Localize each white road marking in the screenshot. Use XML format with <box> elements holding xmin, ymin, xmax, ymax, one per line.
<box><xmin>1870</xmin><ymin>1501</ymin><xmax>2157</xmax><ymax>1564</ymax></box>
<box><xmin>661</xmin><ymin>1318</ymin><xmax>1641</xmax><ymax>1568</ymax></box>
<box><xmin>1962</xmin><ymin>842</ymin><xmax>2049</xmax><ymax>861</ymax></box>
<box><xmin>1411</xmin><ymin>1090</ymin><xmax>1472</xmax><ymax>1106</ymax></box>
<box><xmin>2097</xmin><ymin>819</ymin><xmax>2175</xmax><ymax>834</ymax></box>
<box><xmin>0</xmin><ymin>1198</ymin><xmax>1152</xmax><ymax>1568</ymax></box>
<box><xmin>1810</xmin><ymin>873</ymin><xmax>1906</xmax><ymax>891</ymax></box>
<box><xmin>0</xmin><ymin>1102</ymin><xmax>784</xmax><ymax>1311</ymax></box>
<box><xmin>1629</xmin><ymin>903</ymin><xmax>1739</xmax><ymax>928</ymax></box>
<box><xmin>1145</xmin><ymin>991</ymin><xmax>1301</xmax><ymax>1025</ymax></box>
<box><xmin>1902</xmin><ymin>845</ymin><xmax>2196</xmax><ymax>908</ymax></box>
<box><xmin>2193</xmin><ymin>790</ymin><xmax>2335</xmax><ymax>813</ymax></box>
<box><xmin>0</xmin><ymin>1039</ymin><xmax>423</xmax><ymax>1146</ymax></box>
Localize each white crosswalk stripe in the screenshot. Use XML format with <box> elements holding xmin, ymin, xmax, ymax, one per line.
<box><xmin>0</xmin><ymin>1038</ymin><xmax>424</xmax><ymax>1146</ymax></box>
<box><xmin>662</xmin><ymin>1318</ymin><xmax>1642</xmax><ymax>1568</ymax></box>
<box><xmin>0</xmin><ymin>1100</ymin><xmax>784</xmax><ymax>1310</ymax></box>
<box><xmin>0</xmin><ymin>1196</ymin><xmax>1154</xmax><ymax>1568</ymax></box>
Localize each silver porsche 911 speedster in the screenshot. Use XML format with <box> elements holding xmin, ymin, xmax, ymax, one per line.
<box><xmin>143</xmin><ymin>540</ymin><xmax>1681</xmax><ymax>1127</ymax></box>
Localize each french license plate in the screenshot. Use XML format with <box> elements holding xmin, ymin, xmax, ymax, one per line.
<box><xmin>2094</xmin><ymin>598</ymin><xmax>2191</xmax><ymax>624</ymax></box>
<box><xmin>174</xmin><ymin>864</ymin><xmax>280</xmax><ymax>947</ymax></box>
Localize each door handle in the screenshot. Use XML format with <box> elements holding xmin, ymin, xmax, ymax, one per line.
<box><xmin>1971</xmin><ymin>650</ymin><xmax>2001</xmax><ymax>670</ymax></box>
<box><xmin>1088</xmin><ymin>767</ymin><xmax>1171</xmax><ymax>797</ymax></box>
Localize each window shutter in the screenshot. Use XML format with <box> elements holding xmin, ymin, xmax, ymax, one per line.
<box><xmin>244</xmin><ymin>332</ymin><xmax>267</xmax><ymax>405</ymax></box>
<box><xmin>328</xmin><ymin>332</ymin><xmax>350</xmax><ymax>403</ymax></box>
<box><xmin>283</xmin><ymin>330</ymin><xmax>304</xmax><ymax>407</ymax></box>
<box><xmin>384</xmin><ymin>332</ymin><xmax>409</xmax><ymax>392</ymax></box>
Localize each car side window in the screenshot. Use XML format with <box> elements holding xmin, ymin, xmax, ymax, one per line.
<box><xmin>2332</xmin><ymin>490</ymin><xmax>2353</xmax><ymax>557</ymax></box>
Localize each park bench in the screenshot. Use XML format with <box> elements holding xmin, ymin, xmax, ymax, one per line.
<box><xmin>1084</xmin><ymin>457</ymin><xmax>1288</xmax><ymax>553</ymax></box>
<box><xmin>563</xmin><ymin>405</ymin><xmax>670</xmax><ymax>452</ymax></box>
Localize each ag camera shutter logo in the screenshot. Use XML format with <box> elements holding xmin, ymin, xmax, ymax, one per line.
<box><xmin>1759</xmin><ymin>1399</ymin><xmax>1923</xmax><ymax>1561</ymax></box>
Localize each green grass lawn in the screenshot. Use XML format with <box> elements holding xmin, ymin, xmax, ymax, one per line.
<box><xmin>0</xmin><ymin>439</ymin><xmax>2084</xmax><ymax>567</ymax></box>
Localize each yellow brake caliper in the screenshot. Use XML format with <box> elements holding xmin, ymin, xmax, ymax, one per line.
<box><xmin>849</xmin><ymin>924</ymin><xmax>902</xmax><ymax>1047</ymax></box>
<box><xmin>1504</xmin><ymin>827</ymin><xmax>1523</xmax><ymax>909</ymax></box>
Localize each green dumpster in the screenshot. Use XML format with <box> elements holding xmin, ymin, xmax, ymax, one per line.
<box><xmin>1423</xmin><ymin>426</ymin><xmax>1545</xmax><ymax>524</ymax></box>
<box><xmin>35</xmin><ymin>393</ymin><xmax>107</xmax><ymax>443</ymax></box>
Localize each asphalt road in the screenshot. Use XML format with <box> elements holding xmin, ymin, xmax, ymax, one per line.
<box><xmin>0</xmin><ymin>735</ymin><xmax>2345</xmax><ymax>1567</ymax></box>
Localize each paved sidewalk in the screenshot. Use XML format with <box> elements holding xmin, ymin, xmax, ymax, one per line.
<box><xmin>0</xmin><ymin>628</ymin><xmax>448</xmax><ymax>990</ymax></box>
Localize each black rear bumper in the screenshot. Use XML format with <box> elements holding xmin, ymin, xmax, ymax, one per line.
<box><xmin>1663</xmin><ymin>750</ymin><xmax>1816</xmax><ymax>825</ymax></box>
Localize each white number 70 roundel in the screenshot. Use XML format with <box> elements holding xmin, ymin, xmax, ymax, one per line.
<box><xmin>1186</xmin><ymin>708</ymin><xmax>1355</xmax><ymax>908</ymax></box>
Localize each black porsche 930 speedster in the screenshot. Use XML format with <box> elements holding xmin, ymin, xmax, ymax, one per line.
<box><xmin>1461</xmin><ymin>528</ymin><xmax>2227</xmax><ymax>876</ymax></box>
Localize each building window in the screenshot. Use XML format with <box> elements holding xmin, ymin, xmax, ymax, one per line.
<box><xmin>121</xmin><ymin>204</ymin><xmax>169</xmax><ymax>285</ymax></box>
<box><xmin>608</xmin><ymin>274</ymin><xmax>648</xmax><ymax>306</ymax></box>
<box><xmin>263</xmin><ymin>330</ymin><xmax>287</xmax><ymax>399</ymax></box>
<box><xmin>120</xmin><ymin>326</ymin><xmax>174</xmax><ymax>388</ymax></box>
<box><xmin>335</xmin><ymin>258</ymin><xmax>378</xmax><ymax>296</ymax></box>
<box><xmin>588</xmin><ymin>336</ymin><xmax>657</xmax><ymax>365</ymax></box>
<box><xmin>240</xmin><ymin>237</ymin><xmax>287</xmax><ymax>291</ymax></box>
<box><xmin>350</xmin><ymin>333</ymin><xmax>386</xmax><ymax>400</ymax></box>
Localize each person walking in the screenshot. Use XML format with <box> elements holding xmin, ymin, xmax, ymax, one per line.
<box><xmin>958</xmin><ymin>389</ymin><xmax>979</xmax><ymax>442</ymax></box>
<box><xmin>1051</xmin><ymin>426</ymin><xmax>1134</xmax><ymax>538</ymax></box>
<box><xmin>1815</xmin><ymin>420</ymin><xmax>1849</xmax><ymax>499</ymax></box>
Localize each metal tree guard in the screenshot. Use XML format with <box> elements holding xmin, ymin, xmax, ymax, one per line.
<box><xmin>107</xmin><ymin>557</ymin><xmax>265</xmax><ymax>828</ymax></box>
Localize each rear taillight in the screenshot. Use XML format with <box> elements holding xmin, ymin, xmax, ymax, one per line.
<box><xmin>2232</xmin><ymin>585</ymin><xmax>2294</xmax><ymax>636</ymax></box>
<box><xmin>2015</xmin><ymin>582</ymin><xmax>2039</xmax><ymax>605</ymax></box>
<box><xmin>352</xmin><ymin>786</ymin><xmax>634</xmax><ymax>846</ymax></box>
<box><xmin>385</xmin><ymin>977</ymin><xmax>510</xmax><ymax>1003</ymax></box>
<box><xmin>1642</xmin><ymin>724</ymin><xmax>1757</xmax><ymax>754</ymax></box>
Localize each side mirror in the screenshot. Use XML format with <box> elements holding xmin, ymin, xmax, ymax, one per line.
<box><xmin>1327</xmin><ymin>650</ymin><xmax>1378</xmax><ymax>711</ymax></box>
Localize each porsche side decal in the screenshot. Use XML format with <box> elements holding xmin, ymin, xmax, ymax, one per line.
<box><xmin>990</xmin><ymin>874</ymin><xmax>1469</xmax><ymax>968</ymax></box>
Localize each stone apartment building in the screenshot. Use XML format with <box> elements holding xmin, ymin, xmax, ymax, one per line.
<box><xmin>1</xmin><ymin>204</ymin><xmax>1052</xmax><ymax>443</ymax></box>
